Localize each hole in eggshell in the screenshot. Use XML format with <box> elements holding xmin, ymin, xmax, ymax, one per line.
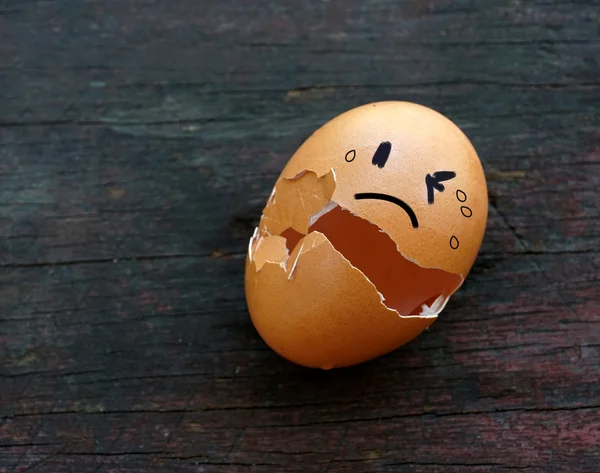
<box><xmin>281</xmin><ymin>227</ymin><xmax>305</xmax><ymax>255</ymax></box>
<box><xmin>417</xmin><ymin>294</ymin><xmax>445</xmax><ymax>312</ymax></box>
<box><xmin>282</xmin><ymin>205</ymin><xmax>462</xmax><ymax>316</ymax></box>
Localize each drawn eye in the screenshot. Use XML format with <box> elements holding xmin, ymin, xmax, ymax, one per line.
<box><xmin>372</xmin><ymin>142</ymin><xmax>392</xmax><ymax>168</ymax></box>
<box><xmin>345</xmin><ymin>150</ymin><xmax>356</xmax><ymax>162</ymax></box>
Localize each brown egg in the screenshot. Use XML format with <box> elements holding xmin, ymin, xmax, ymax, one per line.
<box><xmin>245</xmin><ymin>101</ymin><xmax>488</xmax><ymax>369</ymax></box>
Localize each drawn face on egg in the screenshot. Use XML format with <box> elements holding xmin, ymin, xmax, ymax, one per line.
<box><xmin>278</xmin><ymin>101</ymin><xmax>488</xmax><ymax>278</ymax></box>
<box><xmin>345</xmin><ymin>141</ymin><xmax>474</xmax><ymax>253</ymax></box>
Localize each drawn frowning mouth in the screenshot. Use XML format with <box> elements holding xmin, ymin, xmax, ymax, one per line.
<box><xmin>354</xmin><ymin>192</ymin><xmax>419</xmax><ymax>229</ymax></box>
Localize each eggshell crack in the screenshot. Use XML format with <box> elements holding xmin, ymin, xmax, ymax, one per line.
<box><xmin>246</xmin><ymin>167</ymin><xmax>466</xmax><ymax>367</ymax></box>
<box><xmin>252</xmin><ymin>169</ymin><xmax>462</xmax><ymax>319</ymax></box>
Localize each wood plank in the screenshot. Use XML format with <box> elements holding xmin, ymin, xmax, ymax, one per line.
<box><xmin>1</xmin><ymin>86</ymin><xmax>599</xmax><ymax>265</ymax></box>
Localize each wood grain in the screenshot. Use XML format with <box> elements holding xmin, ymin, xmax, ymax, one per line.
<box><xmin>1</xmin><ymin>0</ymin><xmax>599</xmax><ymax>471</ymax></box>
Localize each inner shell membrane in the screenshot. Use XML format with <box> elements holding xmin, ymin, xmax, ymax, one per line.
<box><xmin>282</xmin><ymin>206</ymin><xmax>462</xmax><ymax>316</ymax></box>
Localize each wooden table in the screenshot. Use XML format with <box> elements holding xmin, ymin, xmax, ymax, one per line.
<box><xmin>2</xmin><ymin>1</ymin><xmax>599</xmax><ymax>471</ymax></box>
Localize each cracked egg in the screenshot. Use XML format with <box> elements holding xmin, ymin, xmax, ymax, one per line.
<box><xmin>245</xmin><ymin>101</ymin><xmax>488</xmax><ymax>369</ymax></box>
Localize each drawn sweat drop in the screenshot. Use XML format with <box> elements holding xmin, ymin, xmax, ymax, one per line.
<box><xmin>450</xmin><ymin>235</ymin><xmax>460</xmax><ymax>249</ymax></box>
<box><xmin>245</xmin><ymin>101</ymin><xmax>488</xmax><ymax>369</ymax></box>
<box><xmin>461</xmin><ymin>206</ymin><xmax>473</xmax><ymax>218</ymax></box>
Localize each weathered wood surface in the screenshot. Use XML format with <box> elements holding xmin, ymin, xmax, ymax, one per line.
<box><xmin>1</xmin><ymin>0</ymin><xmax>599</xmax><ymax>471</ymax></box>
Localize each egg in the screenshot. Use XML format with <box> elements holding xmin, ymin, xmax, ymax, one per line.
<box><xmin>245</xmin><ymin>101</ymin><xmax>488</xmax><ymax>369</ymax></box>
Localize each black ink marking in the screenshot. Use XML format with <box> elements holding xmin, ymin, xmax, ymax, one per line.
<box><xmin>345</xmin><ymin>150</ymin><xmax>356</xmax><ymax>162</ymax></box>
<box><xmin>450</xmin><ymin>236</ymin><xmax>459</xmax><ymax>250</ymax></box>
<box><xmin>461</xmin><ymin>206</ymin><xmax>472</xmax><ymax>218</ymax></box>
<box><xmin>355</xmin><ymin>192</ymin><xmax>419</xmax><ymax>229</ymax></box>
<box><xmin>426</xmin><ymin>171</ymin><xmax>457</xmax><ymax>204</ymax></box>
<box><xmin>456</xmin><ymin>189</ymin><xmax>467</xmax><ymax>202</ymax></box>
<box><xmin>371</xmin><ymin>141</ymin><xmax>392</xmax><ymax>168</ymax></box>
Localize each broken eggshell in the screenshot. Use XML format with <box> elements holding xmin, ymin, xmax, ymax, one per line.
<box><xmin>245</xmin><ymin>101</ymin><xmax>488</xmax><ymax>369</ymax></box>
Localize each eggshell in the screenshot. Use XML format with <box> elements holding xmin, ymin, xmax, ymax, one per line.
<box><xmin>245</xmin><ymin>101</ymin><xmax>488</xmax><ymax>369</ymax></box>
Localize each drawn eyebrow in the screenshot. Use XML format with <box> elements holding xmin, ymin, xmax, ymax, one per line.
<box><xmin>372</xmin><ymin>141</ymin><xmax>392</xmax><ymax>168</ymax></box>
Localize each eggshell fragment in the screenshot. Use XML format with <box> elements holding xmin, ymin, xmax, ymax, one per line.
<box><xmin>252</xmin><ymin>235</ymin><xmax>288</xmax><ymax>271</ymax></box>
<box><xmin>260</xmin><ymin>169</ymin><xmax>336</xmax><ymax>235</ymax></box>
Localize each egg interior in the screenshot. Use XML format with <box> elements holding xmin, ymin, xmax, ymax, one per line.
<box><xmin>282</xmin><ymin>204</ymin><xmax>462</xmax><ymax>316</ymax></box>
